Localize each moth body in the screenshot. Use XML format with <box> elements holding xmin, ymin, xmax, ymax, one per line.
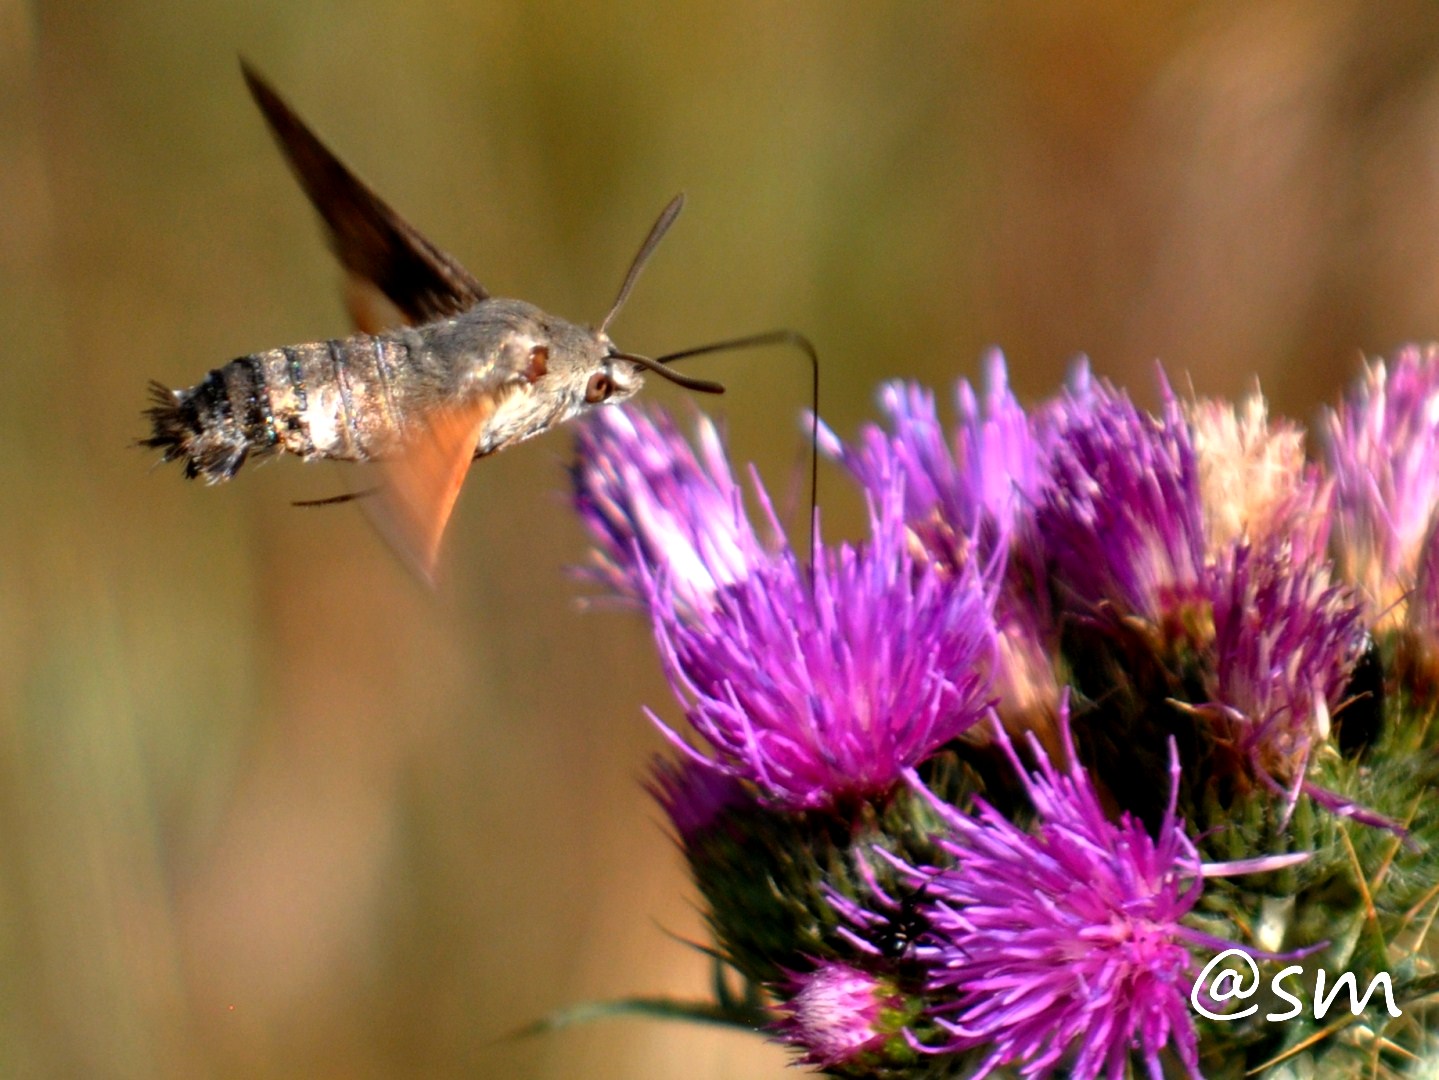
<box><xmin>144</xmin><ymin>299</ymin><xmax>644</xmax><ymax>483</ymax></box>
<box><xmin>141</xmin><ymin>62</ymin><xmax>702</xmax><ymax>580</ymax></box>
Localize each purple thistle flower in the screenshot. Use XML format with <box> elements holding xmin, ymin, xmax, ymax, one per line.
<box><xmin>644</xmin><ymin>478</ymin><xmax>1000</xmax><ymax>811</ymax></box>
<box><xmin>1036</xmin><ymin>372</ymin><xmax>1208</xmax><ymax>627</ymax></box>
<box><xmin>1203</xmin><ymin>537</ymin><xmax>1366</xmax><ymax>799</ymax></box>
<box><xmin>1326</xmin><ymin>344</ymin><xmax>1439</xmax><ymax>617</ymax></box>
<box><xmin>817</xmin><ymin>378</ymin><xmax>958</xmax><ymax>526</ymax></box>
<box><xmin>572</xmin><ymin>406</ymin><xmax>770</xmax><ymax>614</ymax></box>
<box><xmin>816</xmin><ymin>705</ymin><xmax>1312</xmax><ymax>1079</ymax></box>
<box><xmin>899</xmin><ymin>716</ymin><xmax>1213</xmax><ymax>1080</ymax></box>
<box><xmin>773</xmin><ymin>961</ymin><xmax>906</xmax><ymax>1069</ymax></box>
<box><xmin>819</xmin><ymin>351</ymin><xmax>1045</xmax><ymax>555</ymax></box>
<box><xmin>952</xmin><ymin>352</ymin><xmax>1051</xmax><ymax>531</ymax></box>
<box><xmin>819</xmin><ymin>353</ymin><xmax>1068</xmax><ymax>730</ymax></box>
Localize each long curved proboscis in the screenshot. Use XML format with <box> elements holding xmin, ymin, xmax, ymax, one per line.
<box><xmin>608</xmin><ymin>350</ymin><xmax>725</xmax><ymax>395</ymax></box>
<box><xmin>651</xmin><ymin>329</ymin><xmax>822</xmax><ymax>560</ymax></box>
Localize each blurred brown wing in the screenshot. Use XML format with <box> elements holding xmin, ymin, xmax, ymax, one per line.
<box><xmin>363</xmin><ymin>397</ymin><xmax>497</xmax><ymax>585</ymax></box>
<box><xmin>240</xmin><ymin>60</ymin><xmax>489</xmax><ymax>331</ymax></box>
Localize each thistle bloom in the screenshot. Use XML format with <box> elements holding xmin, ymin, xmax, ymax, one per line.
<box><xmin>901</xmin><ymin>718</ymin><xmax>1212</xmax><ymax>1080</ymax></box>
<box><xmin>821</xmin><ymin>354</ymin><xmax>1065</xmax><ymax>729</ymax></box>
<box><xmin>1035</xmin><ymin>373</ymin><xmax>1207</xmax><ymax>627</ymax></box>
<box><xmin>643</xmin><ymin>474</ymin><xmax>1000</xmax><ymax>811</ymax></box>
<box><xmin>1204</xmin><ymin>537</ymin><xmax>1366</xmax><ymax>796</ymax></box>
<box><xmin>1326</xmin><ymin>345</ymin><xmax>1439</xmax><ymax>616</ymax></box>
<box><xmin>820</xmin><ymin>351</ymin><xmax>1044</xmax><ymax>560</ymax></box>
<box><xmin>572</xmin><ymin>406</ymin><xmax>769</xmax><ymax>613</ymax></box>
<box><xmin>564</xmin><ymin>345</ymin><xmax>1439</xmax><ymax>1078</ymax></box>
<box><xmin>772</xmin><ymin>961</ymin><xmax>906</xmax><ymax>1069</ymax></box>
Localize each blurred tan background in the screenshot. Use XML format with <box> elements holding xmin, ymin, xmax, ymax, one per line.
<box><xmin>6</xmin><ymin>2</ymin><xmax>1439</xmax><ymax>1076</ymax></box>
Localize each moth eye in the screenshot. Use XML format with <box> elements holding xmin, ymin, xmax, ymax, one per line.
<box><xmin>584</xmin><ymin>371</ymin><xmax>613</xmax><ymax>404</ymax></box>
<box><xmin>525</xmin><ymin>345</ymin><xmax>549</xmax><ymax>382</ymax></box>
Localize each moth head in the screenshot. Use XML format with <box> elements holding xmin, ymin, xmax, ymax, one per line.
<box><xmin>490</xmin><ymin>316</ymin><xmax>713</xmax><ymax>413</ymax></box>
<box><xmin>449</xmin><ymin>313</ymin><xmax>644</xmax><ymax>458</ymax></box>
<box><xmin>580</xmin><ymin>347</ymin><xmax>646</xmax><ymax>407</ymax></box>
<box><xmin>489</xmin><ymin>317</ymin><xmax>646</xmax><ymax>409</ymax></box>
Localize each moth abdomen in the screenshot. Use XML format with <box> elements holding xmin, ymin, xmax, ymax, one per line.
<box><xmin>143</xmin><ymin>333</ymin><xmax>414</xmax><ymax>483</ymax></box>
<box><xmin>270</xmin><ymin>335</ymin><xmax>411</xmax><ymax>464</ymax></box>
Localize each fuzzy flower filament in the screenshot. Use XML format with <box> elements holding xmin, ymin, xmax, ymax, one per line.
<box><xmin>1036</xmin><ymin>375</ymin><xmax>1207</xmax><ymax>629</ymax></box>
<box><xmin>645</xmin><ymin>480</ymin><xmax>1000</xmax><ymax>811</ymax></box>
<box><xmin>572</xmin><ymin>406</ymin><xmax>769</xmax><ymax>613</ymax></box>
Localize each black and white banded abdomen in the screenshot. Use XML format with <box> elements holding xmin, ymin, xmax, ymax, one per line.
<box><xmin>143</xmin><ymin>332</ymin><xmax>417</xmax><ymax>483</ymax></box>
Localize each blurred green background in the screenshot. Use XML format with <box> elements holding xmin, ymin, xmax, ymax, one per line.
<box><xmin>7</xmin><ymin>2</ymin><xmax>1439</xmax><ymax>1076</ymax></box>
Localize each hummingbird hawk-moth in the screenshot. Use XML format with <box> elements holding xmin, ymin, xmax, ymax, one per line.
<box><xmin>143</xmin><ymin>62</ymin><xmax>731</xmax><ymax>582</ymax></box>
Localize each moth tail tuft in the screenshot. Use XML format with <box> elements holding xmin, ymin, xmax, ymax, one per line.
<box><xmin>140</xmin><ymin>380</ymin><xmax>248</xmax><ymax>482</ymax></box>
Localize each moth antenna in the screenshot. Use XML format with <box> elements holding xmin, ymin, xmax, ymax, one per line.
<box><xmin>599</xmin><ymin>193</ymin><xmax>685</xmax><ymax>337</ymax></box>
<box><xmin>652</xmin><ymin>329</ymin><xmax>821</xmax><ymax>562</ymax></box>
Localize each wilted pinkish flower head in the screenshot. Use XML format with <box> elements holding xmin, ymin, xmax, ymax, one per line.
<box><xmin>773</xmin><ymin>961</ymin><xmax>904</xmax><ymax>1069</ymax></box>
<box><xmin>645</xmin><ymin>479</ymin><xmax>1000</xmax><ymax>811</ymax></box>
<box><xmin>1326</xmin><ymin>345</ymin><xmax>1439</xmax><ymax>619</ymax></box>
<box><xmin>991</xmin><ymin>602</ymin><xmax>1063</xmax><ymax>737</ymax></box>
<box><xmin>1187</xmin><ymin>387</ymin><xmax>1322</xmax><ymax>554</ymax></box>
<box><xmin>1036</xmin><ymin>373</ymin><xmax>1207</xmax><ymax>627</ymax></box>
<box><xmin>904</xmin><ymin>716</ymin><xmax>1209</xmax><ymax>1080</ymax></box>
<box><xmin>572</xmin><ymin>407</ymin><xmax>770</xmax><ymax>615</ymax></box>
